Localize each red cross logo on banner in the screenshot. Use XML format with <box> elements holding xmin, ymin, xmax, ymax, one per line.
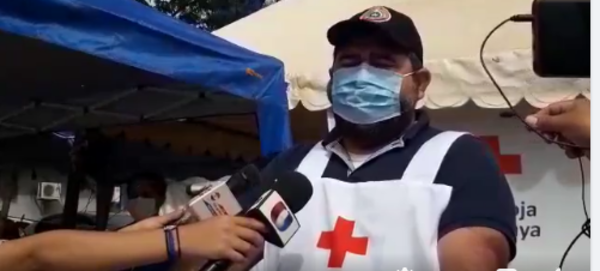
<box><xmin>317</xmin><ymin>216</ymin><xmax>369</xmax><ymax>268</ymax></box>
<box><xmin>480</xmin><ymin>136</ymin><xmax>522</xmax><ymax>175</ymax></box>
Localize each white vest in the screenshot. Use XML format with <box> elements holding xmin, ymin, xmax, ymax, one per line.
<box><xmin>252</xmin><ymin>131</ymin><xmax>466</xmax><ymax>271</ymax></box>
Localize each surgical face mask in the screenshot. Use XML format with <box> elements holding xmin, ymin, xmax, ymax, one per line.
<box><xmin>128</xmin><ymin>198</ymin><xmax>157</xmax><ymax>220</ymax></box>
<box><xmin>331</xmin><ymin>64</ymin><xmax>411</xmax><ymax>125</ymax></box>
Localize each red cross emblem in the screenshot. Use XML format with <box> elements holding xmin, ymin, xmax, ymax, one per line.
<box><xmin>480</xmin><ymin>136</ymin><xmax>522</xmax><ymax>175</ymax></box>
<box><xmin>317</xmin><ymin>216</ymin><xmax>369</xmax><ymax>268</ymax></box>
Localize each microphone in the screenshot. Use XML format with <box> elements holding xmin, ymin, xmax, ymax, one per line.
<box><xmin>186</xmin><ymin>165</ymin><xmax>262</xmax><ymax>196</ymax></box>
<box><xmin>199</xmin><ymin>171</ymin><xmax>313</xmax><ymax>271</ymax></box>
<box><xmin>185</xmin><ymin>165</ymin><xmax>263</xmax><ymax>222</ymax></box>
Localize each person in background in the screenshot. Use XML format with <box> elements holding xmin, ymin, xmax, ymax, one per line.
<box><xmin>0</xmin><ymin>209</ymin><xmax>266</xmax><ymax>271</ymax></box>
<box><xmin>525</xmin><ymin>98</ymin><xmax>590</xmax><ymax>158</ymax></box>
<box><xmin>124</xmin><ymin>172</ymin><xmax>195</xmax><ymax>271</ymax></box>
<box><xmin>126</xmin><ymin>172</ymin><xmax>168</xmax><ymax>222</ymax></box>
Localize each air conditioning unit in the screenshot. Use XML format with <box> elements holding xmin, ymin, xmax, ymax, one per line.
<box><xmin>37</xmin><ymin>182</ymin><xmax>62</xmax><ymax>201</ymax></box>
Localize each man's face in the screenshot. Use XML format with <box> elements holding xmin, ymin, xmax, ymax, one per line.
<box><xmin>331</xmin><ymin>37</ymin><xmax>421</xmax><ymax>105</ymax></box>
<box><xmin>329</xmin><ymin>35</ymin><xmax>429</xmax><ymax>149</ymax></box>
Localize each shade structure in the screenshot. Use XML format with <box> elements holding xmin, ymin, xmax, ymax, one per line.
<box><xmin>214</xmin><ymin>0</ymin><xmax>590</xmax><ymax>111</ymax></box>
<box><xmin>0</xmin><ymin>0</ymin><xmax>291</xmax><ymax>155</ymax></box>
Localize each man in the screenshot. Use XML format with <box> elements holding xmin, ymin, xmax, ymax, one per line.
<box><xmin>243</xmin><ymin>6</ymin><xmax>517</xmax><ymax>271</ymax></box>
<box><xmin>525</xmin><ymin>98</ymin><xmax>590</xmax><ymax>158</ymax></box>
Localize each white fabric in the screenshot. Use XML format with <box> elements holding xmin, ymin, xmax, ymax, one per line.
<box><xmin>347</xmin><ymin>152</ymin><xmax>370</xmax><ymax>169</ymax></box>
<box><xmin>214</xmin><ymin>0</ymin><xmax>590</xmax><ymax>110</ymax></box>
<box><xmin>326</xmin><ymin>110</ymin><xmax>335</xmax><ymax>131</ymax></box>
<box><xmin>252</xmin><ymin>131</ymin><xmax>465</xmax><ymax>271</ymax></box>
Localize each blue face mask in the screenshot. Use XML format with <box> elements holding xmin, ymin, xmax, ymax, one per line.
<box><xmin>331</xmin><ymin>64</ymin><xmax>411</xmax><ymax>124</ymax></box>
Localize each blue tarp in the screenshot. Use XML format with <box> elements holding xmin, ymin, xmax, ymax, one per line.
<box><xmin>0</xmin><ymin>0</ymin><xmax>292</xmax><ymax>155</ymax></box>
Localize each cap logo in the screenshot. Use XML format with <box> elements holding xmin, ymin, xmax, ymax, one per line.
<box><xmin>359</xmin><ymin>6</ymin><xmax>391</xmax><ymax>23</ymax></box>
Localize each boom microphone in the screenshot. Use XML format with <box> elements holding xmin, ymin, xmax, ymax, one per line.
<box><xmin>199</xmin><ymin>171</ymin><xmax>313</xmax><ymax>271</ymax></box>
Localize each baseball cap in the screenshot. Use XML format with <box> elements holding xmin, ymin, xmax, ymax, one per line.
<box><xmin>327</xmin><ymin>6</ymin><xmax>423</xmax><ymax>63</ymax></box>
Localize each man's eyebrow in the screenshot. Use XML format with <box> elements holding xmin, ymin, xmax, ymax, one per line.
<box><xmin>371</xmin><ymin>52</ymin><xmax>397</xmax><ymax>61</ymax></box>
<box><xmin>337</xmin><ymin>51</ymin><xmax>359</xmax><ymax>57</ymax></box>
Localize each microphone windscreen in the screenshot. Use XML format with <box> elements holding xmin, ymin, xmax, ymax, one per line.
<box><xmin>271</xmin><ymin>172</ymin><xmax>313</xmax><ymax>214</ymax></box>
<box><xmin>228</xmin><ymin>164</ymin><xmax>262</xmax><ymax>195</ymax></box>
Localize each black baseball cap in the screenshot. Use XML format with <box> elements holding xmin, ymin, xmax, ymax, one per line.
<box><xmin>327</xmin><ymin>6</ymin><xmax>423</xmax><ymax>63</ymax></box>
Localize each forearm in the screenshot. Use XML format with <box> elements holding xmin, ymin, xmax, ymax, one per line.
<box><xmin>438</xmin><ymin>228</ymin><xmax>510</xmax><ymax>271</ymax></box>
<box><xmin>439</xmin><ymin>247</ymin><xmax>506</xmax><ymax>271</ymax></box>
<box><xmin>0</xmin><ymin>229</ymin><xmax>169</xmax><ymax>271</ymax></box>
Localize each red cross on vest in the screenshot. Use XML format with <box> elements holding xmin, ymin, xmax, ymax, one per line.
<box><xmin>317</xmin><ymin>216</ymin><xmax>369</xmax><ymax>268</ymax></box>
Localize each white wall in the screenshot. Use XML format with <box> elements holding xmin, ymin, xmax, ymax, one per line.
<box><xmin>428</xmin><ymin>104</ymin><xmax>590</xmax><ymax>271</ymax></box>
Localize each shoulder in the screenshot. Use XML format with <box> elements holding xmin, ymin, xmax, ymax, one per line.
<box><xmin>433</xmin><ymin>131</ymin><xmax>517</xmax><ymax>259</ymax></box>
<box><xmin>435</xmin><ymin>132</ymin><xmax>501</xmax><ymax>185</ymax></box>
<box><xmin>261</xmin><ymin>143</ymin><xmax>313</xmax><ymax>180</ymax></box>
<box><xmin>269</xmin><ymin>143</ymin><xmax>314</xmax><ymax>168</ymax></box>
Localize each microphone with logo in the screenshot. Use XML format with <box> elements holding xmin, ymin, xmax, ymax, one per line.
<box><xmin>199</xmin><ymin>171</ymin><xmax>313</xmax><ymax>271</ymax></box>
<box><xmin>184</xmin><ymin>165</ymin><xmax>262</xmax><ymax>222</ymax></box>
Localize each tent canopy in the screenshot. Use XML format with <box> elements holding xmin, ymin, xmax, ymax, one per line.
<box><xmin>0</xmin><ymin>0</ymin><xmax>291</xmax><ymax>155</ymax></box>
<box><xmin>215</xmin><ymin>0</ymin><xmax>590</xmax><ymax>110</ymax></box>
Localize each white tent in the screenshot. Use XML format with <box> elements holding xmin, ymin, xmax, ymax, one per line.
<box><xmin>215</xmin><ymin>0</ymin><xmax>590</xmax><ymax>111</ymax></box>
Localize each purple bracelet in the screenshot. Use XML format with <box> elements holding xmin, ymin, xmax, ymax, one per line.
<box><xmin>163</xmin><ymin>225</ymin><xmax>178</xmax><ymax>261</ymax></box>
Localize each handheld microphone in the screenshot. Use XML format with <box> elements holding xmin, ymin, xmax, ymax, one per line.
<box><xmin>199</xmin><ymin>171</ymin><xmax>313</xmax><ymax>271</ymax></box>
<box><xmin>186</xmin><ymin>165</ymin><xmax>262</xmax><ymax>196</ymax></box>
<box><xmin>185</xmin><ymin>165</ymin><xmax>262</xmax><ymax>223</ymax></box>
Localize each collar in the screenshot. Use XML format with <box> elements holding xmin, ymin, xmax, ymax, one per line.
<box><xmin>322</xmin><ymin>109</ymin><xmax>430</xmax><ymax>148</ymax></box>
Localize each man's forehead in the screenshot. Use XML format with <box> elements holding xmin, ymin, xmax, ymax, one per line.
<box><xmin>335</xmin><ymin>32</ymin><xmax>406</xmax><ymax>52</ymax></box>
<box><xmin>336</xmin><ymin>39</ymin><xmax>405</xmax><ymax>55</ymax></box>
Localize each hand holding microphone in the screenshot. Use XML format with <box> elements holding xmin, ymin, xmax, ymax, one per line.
<box><xmin>200</xmin><ymin>171</ymin><xmax>314</xmax><ymax>271</ymax></box>
<box><xmin>178</xmin><ymin>216</ymin><xmax>266</xmax><ymax>263</ymax></box>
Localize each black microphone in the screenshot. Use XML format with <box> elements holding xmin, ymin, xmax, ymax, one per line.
<box><xmin>186</xmin><ymin>165</ymin><xmax>262</xmax><ymax>196</ymax></box>
<box><xmin>199</xmin><ymin>171</ymin><xmax>313</xmax><ymax>271</ymax></box>
<box><xmin>185</xmin><ymin>165</ymin><xmax>263</xmax><ymax>222</ymax></box>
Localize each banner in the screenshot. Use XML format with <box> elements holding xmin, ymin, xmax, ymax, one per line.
<box><xmin>430</xmin><ymin>107</ymin><xmax>590</xmax><ymax>271</ymax></box>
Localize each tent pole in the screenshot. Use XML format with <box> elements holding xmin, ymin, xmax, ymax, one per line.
<box><xmin>84</xmin><ymin>131</ymin><xmax>114</xmax><ymax>231</ymax></box>
<box><xmin>94</xmin><ymin>174</ymin><xmax>113</xmax><ymax>231</ymax></box>
<box><xmin>61</xmin><ymin>136</ymin><xmax>86</xmax><ymax>229</ymax></box>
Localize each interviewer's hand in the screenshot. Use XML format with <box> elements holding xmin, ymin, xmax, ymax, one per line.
<box><xmin>178</xmin><ymin>216</ymin><xmax>265</xmax><ymax>263</ymax></box>
<box><xmin>119</xmin><ymin>208</ymin><xmax>185</xmax><ymax>232</ymax></box>
<box><xmin>525</xmin><ymin>98</ymin><xmax>590</xmax><ymax>158</ymax></box>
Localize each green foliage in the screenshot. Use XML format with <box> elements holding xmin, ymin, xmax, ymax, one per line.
<box><xmin>135</xmin><ymin>0</ymin><xmax>279</xmax><ymax>31</ymax></box>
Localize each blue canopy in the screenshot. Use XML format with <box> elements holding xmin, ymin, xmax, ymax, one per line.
<box><xmin>0</xmin><ymin>0</ymin><xmax>291</xmax><ymax>155</ymax></box>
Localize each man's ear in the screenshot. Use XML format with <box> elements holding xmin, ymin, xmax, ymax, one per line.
<box><xmin>413</xmin><ymin>68</ymin><xmax>431</xmax><ymax>100</ymax></box>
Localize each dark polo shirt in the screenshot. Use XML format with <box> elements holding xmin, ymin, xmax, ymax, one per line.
<box><xmin>244</xmin><ymin>110</ymin><xmax>517</xmax><ymax>260</ymax></box>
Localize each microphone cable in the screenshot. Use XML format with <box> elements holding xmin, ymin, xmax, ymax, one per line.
<box><xmin>480</xmin><ymin>15</ymin><xmax>590</xmax><ymax>270</ymax></box>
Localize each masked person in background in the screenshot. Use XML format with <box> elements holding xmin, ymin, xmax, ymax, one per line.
<box><xmin>236</xmin><ymin>6</ymin><xmax>517</xmax><ymax>271</ymax></box>
<box><xmin>126</xmin><ymin>172</ymin><xmax>168</xmax><ymax>221</ymax></box>
<box><xmin>526</xmin><ymin>98</ymin><xmax>590</xmax><ymax>159</ymax></box>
